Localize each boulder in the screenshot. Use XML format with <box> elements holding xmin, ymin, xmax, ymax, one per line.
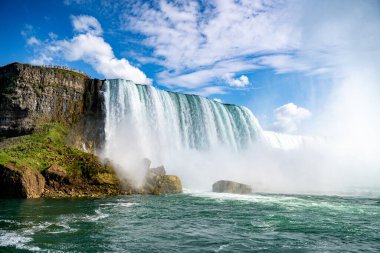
<box><xmin>212</xmin><ymin>180</ymin><xmax>252</xmax><ymax>194</ymax></box>
<box><xmin>140</xmin><ymin>165</ymin><xmax>182</xmax><ymax>194</ymax></box>
<box><xmin>0</xmin><ymin>163</ymin><xmax>45</xmax><ymax>198</ymax></box>
<box><xmin>154</xmin><ymin>175</ymin><xmax>182</xmax><ymax>194</ymax></box>
<box><xmin>44</xmin><ymin>164</ymin><xmax>67</xmax><ymax>181</ymax></box>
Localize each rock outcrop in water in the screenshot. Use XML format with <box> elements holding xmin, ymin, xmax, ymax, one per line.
<box><xmin>143</xmin><ymin>166</ymin><xmax>183</xmax><ymax>194</ymax></box>
<box><xmin>123</xmin><ymin>160</ymin><xmax>182</xmax><ymax>195</ymax></box>
<box><xmin>212</xmin><ymin>180</ymin><xmax>252</xmax><ymax>194</ymax></box>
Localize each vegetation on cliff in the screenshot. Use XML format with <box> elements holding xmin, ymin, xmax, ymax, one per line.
<box><xmin>0</xmin><ymin>123</ymin><xmax>122</xmax><ymax>197</ymax></box>
<box><xmin>0</xmin><ymin>123</ymin><xmax>104</xmax><ymax>176</ymax></box>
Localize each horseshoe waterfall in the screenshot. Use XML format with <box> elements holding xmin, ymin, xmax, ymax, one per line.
<box><xmin>101</xmin><ymin>79</ymin><xmax>310</xmax><ymax>188</ymax></box>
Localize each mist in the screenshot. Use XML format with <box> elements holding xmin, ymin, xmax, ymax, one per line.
<box><xmin>100</xmin><ymin>0</ymin><xmax>380</xmax><ymax>196</ymax></box>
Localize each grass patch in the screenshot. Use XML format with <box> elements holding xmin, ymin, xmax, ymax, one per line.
<box><xmin>0</xmin><ymin>123</ymin><xmax>108</xmax><ymax>178</ymax></box>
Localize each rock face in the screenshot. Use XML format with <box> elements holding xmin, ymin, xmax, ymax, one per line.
<box><xmin>41</xmin><ymin>161</ymin><xmax>123</xmax><ymax>198</ymax></box>
<box><xmin>0</xmin><ymin>163</ymin><xmax>45</xmax><ymax>198</ymax></box>
<box><xmin>0</xmin><ymin>63</ymin><xmax>105</xmax><ymax>151</ymax></box>
<box><xmin>212</xmin><ymin>180</ymin><xmax>252</xmax><ymax>194</ymax></box>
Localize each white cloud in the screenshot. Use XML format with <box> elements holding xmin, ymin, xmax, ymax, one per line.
<box><xmin>191</xmin><ymin>86</ymin><xmax>227</xmax><ymax>97</ymax></box>
<box><xmin>271</xmin><ymin>103</ymin><xmax>311</xmax><ymax>133</ymax></box>
<box><xmin>157</xmin><ymin>58</ymin><xmax>258</xmax><ymax>89</ymax></box>
<box><xmin>71</xmin><ymin>15</ymin><xmax>103</xmax><ymax>35</ymax></box>
<box><xmin>28</xmin><ymin>15</ymin><xmax>151</xmax><ymax>84</ymax></box>
<box><xmin>30</xmin><ymin>53</ymin><xmax>53</xmax><ymax>65</ymax></box>
<box><xmin>124</xmin><ymin>0</ymin><xmax>299</xmax><ymax>90</ymax></box>
<box><xmin>27</xmin><ymin>36</ymin><xmax>41</xmax><ymax>46</ymax></box>
<box><xmin>257</xmin><ymin>55</ymin><xmax>309</xmax><ymax>74</ymax></box>
<box><xmin>21</xmin><ymin>24</ymin><xmax>41</xmax><ymax>47</ymax></box>
<box><xmin>121</xmin><ymin>0</ymin><xmax>380</xmax><ymax>94</ymax></box>
<box><xmin>213</xmin><ymin>98</ymin><xmax>223</xmax><ymax>103</ymax></box>
<box><xmin>222</xmin><ymin>73</ymin><xmax>250</xmax><ymax>87</ymax></box>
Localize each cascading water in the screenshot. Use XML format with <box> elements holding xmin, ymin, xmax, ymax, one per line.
<box><xmin>103</xmin><ymin>79</ymin><xmax>263</xmax><ymax>152</ymax></box>
<box><xmin>101</xmin><ymin>79</ymin><xmax>314</xmax><ymax>189</ymax></box>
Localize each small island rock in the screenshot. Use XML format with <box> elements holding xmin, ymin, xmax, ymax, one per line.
<box><xmin>212</xmin><ymin>180</ymin><xmax>252</xmax><ymax>194</ymax></box>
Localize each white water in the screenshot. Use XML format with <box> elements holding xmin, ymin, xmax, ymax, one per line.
<box><xmin>102</xmin><ymin>79</ymin><xmax>310</xmax><ymax>153</ymax></box>
<box><xmin>101</xmin><ymin>79</ymin><xmax>322</xmax><ymax>191</ymax></box>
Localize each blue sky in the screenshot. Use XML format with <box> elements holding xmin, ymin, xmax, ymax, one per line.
<box><xmin>1</xmin><ymin>0</ymin><xmax>378</xmax><ymax>134</ymax></box>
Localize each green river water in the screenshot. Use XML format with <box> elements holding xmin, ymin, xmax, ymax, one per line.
<box><xmin>1</xmin><ymin>192</ymin><xmax>379</xmax><ymax>252</ymax></box>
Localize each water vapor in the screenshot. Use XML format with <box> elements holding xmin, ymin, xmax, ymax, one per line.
<box><xmin>101</xmin><ymin>0</ymin><xmax>380</xmax><ymax>196</ymax></box>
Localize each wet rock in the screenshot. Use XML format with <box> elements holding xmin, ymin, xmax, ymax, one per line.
<box><xmin>0</xmin><ymin>163</ymin><xmax>45</xmax><ymax>198</ymax></box>
<box><xmin>212</xmin><ymin>180</ymin><xmax>252</xmax><ymax>194</ymax></box>
<box><xmin>154</xmin><ymin>175</ymin><xmax>182</xmax><ymax>194</ymax></box>
<box><xmin>139</xmin><ymin>165</ymin><xmax>182</xmax><ymax>194</ymax></box>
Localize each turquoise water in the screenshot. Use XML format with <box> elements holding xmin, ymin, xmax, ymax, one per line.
<box><xmin>1</xmin><ymin>192</ymin><xmax>379</xmax><ymax>252</ymax></box>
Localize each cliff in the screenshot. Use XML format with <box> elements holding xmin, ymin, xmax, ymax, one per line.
<box><xmin>0</xmin><ymin>63</ymin><xmax>104</xmax><ymax>150</ymax></box>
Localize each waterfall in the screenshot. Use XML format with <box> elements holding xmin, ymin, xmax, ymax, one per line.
<box><xmin>261</xmin><ymin>131</ymin><xmax>318</xmax><ymax>150</ymax></box>
<box><xmin>102</xmin><ymin>79</ymin><xmax>266</xmax><ymax>153</ymax></box>
<box><xmin>101</xmin><ymin>79</ymin><xmax>316</xmax><ymax>188</ymax></box>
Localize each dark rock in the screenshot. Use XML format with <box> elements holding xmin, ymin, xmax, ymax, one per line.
<box><xmin>0</xmin><ymin>163</ymin><xmax>45</xmax><ymax>198</ymax></box>
<box><xmin>212</xmin><ymin>180</ymin><xmax>252</xmax><ymax>194</ymax></box>
<box><xmin>44</xmin><ymin>164</ymin><xmax>67</xmax><ymax>181</ymax></box>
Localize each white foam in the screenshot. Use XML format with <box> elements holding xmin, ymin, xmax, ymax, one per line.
<box><xmin>85</xmin><ymin>209</ymin><xmax>109</xmax><ymax>222</ymax></box>
<box><xmin>0</xmin><ymin>230</ymin><xmax>40</xmax><ymax>251</ymax></box>
<box><xmin>100</xmin><ymin>202</ymin><xmax>138</xmax><ymax>208</ymax></box>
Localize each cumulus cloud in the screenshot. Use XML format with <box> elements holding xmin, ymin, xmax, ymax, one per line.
<box><xmin>123</xmin><ymin>0</ymin><xmax>299</xmax><ymax>92</ymax></box>
<box><xmin>71</xmin><ymin>15</ymin><xmax>103</xmax><ymax>35</ymax></box>
<box><xmin>28</xmin><ymin>15</ymin><xmax>151</xmax><ymax>84</ymax></box>
<box><xmin>271</xmin><ymin>103</ymin><xmax>311</xmax><ymax>133</ymax></box>
<box><xmin>222</xmin><ymin>73</ymin><xmax>250</xmax><ymax>87</ymax></box>
<box><xmin>118</xmin><ymin>0</ymin><xmax>380</xmax><ymax>95</ymax></box>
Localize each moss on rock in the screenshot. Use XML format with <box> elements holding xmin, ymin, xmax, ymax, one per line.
<box><xmin>0</xmin><ymin>123</ymin><xmax>122</xmax><ymax>198</ymax></box>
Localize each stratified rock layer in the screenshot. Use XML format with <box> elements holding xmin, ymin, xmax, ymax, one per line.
<box><xmin>0</xmin><ymin>63</ymin><xmax>105</xmax><ymax>151</ymax></box>
<box><xmin>212</xmin><ymin>180</ymin><xmax>252</xmax><ymax>194</ymax></box>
